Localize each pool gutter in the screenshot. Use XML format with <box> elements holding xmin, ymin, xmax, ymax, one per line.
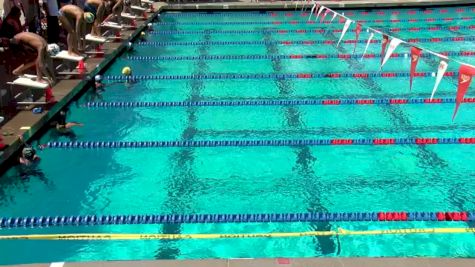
<box><xmin>4</xmin><ymin>258</ymin><xmax>475</xmax><ymax>267</ymax></box>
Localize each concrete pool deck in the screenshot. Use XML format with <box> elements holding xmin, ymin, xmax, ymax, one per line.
<box><xmin>5</xmin><ymin>258</ymin><xmax>475</xmax><ymax>267</ymax></box>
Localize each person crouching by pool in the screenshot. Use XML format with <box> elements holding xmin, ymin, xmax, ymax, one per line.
<box><xmin>55</xmin><ymin>108</ymin><xmax>84</xmax><ymax>135</ymax></box>
<box><xmin>58</xmin><ymin>5</ymin><xmax>95</xmax><ymax>57</ymax></box>
<box><xmin>84</xmin><ymin>0</ymin><xmax>106</xmax><ymax>37</ymax></box>
<box><xmin>5</xmin><ymin>32</ymin><xmax>57</xmax><ymax>84</ymax></box>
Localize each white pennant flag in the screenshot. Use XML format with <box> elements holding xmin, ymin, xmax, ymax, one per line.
<box><xmin>330</xmin><ymin>12</ymin><xmax>337</xmax><ymax>23</ymax></box>
<box><xmin>361</xmin><ymin>32</ymin><xmax>374</xmax><ymax>60</ymax></box>
<box><xmin>381</xmin><ymin>38</ymin><xmax>404</xmax><ymax>69</ymax></box>
<box><xmin>430</xmin><ymin>60</ymin><xmax>448</xmax><ymax>100</ymax></box>
<box><xmin>308</xmin><ymin>3</ymin><xmax>317</xmax><ymax>21</ymax></box>
<box><xmin>337</xmin><ymin>19</ymin><xmax>353</xmax><ymax>47</ymax></box>
<box><xmin>315</xmin><ymin>6</ymin><xmax>325</xmax><ymax>21</ymax></box>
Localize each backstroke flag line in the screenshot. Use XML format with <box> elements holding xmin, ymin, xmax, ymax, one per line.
<box><xmin>381</xmin><ymin>38</ymin><xmax>403</xmax><ymax>69</ymax></box>
<box><xmin>337</xmin><ymin>19</ymin><xmax>353</xmax><ymax>47</ymax></box>
<box><xmin>361</xmin><ymin>32</ymin><xmax>374</xmax><ymax>59</ymax></box>
<box><xmin>453</xmin><ymin>64</ymin><xmax>475</xmax><ymax>120</ymax></box>
<box><xmin>315</xmin><ymin>6</ymin><xmax>325</xmax><ymax>21</ymax></box>
<box><xmin>354</xmin><ymin>23</ymin><xmax>362</xmax><ymax>54</ymax></box>
<box><xmin>430</xmin><ymin>60</ymin><xmax>448</xmax><ymax>100</ymax></box>
<box><xmin>380</xmin><ymin>35</ymin><xmax>389</xmax><ymax>65</ymax></box>
<box><xmin>308</xmin><ymin>3</ymin><xmax>318</xmax><ymax>20</ymax></box>
<box><xmin>410</xmin><ymin>47</ymin><xmax>422</xmax><ymax>90</ymax></box>
<box><xmin>320</xmin><ymin>9</ymin><xmax>330</xmax><ymax>22</ymax></box>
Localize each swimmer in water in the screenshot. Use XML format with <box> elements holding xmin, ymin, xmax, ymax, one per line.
<box><xmin>55</xmin><ymin>109</ymin><xmax>84</xmax><ymax>134</ymax></box>
<box><xmin>18</xmin><ymin>135</ymin><xmax>41</xmax><ymax>166</ymax></box>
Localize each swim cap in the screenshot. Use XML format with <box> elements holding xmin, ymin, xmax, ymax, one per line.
<box><xmin>84</xmin><ymin>12</ymin><xmax>95</xmax><ymax>24</ymax></box>
<box><xmin>122</xmin><ymin>66</ymin><xmax>132</xmax><ymax>76</ymax></box>
<box><xmin>141</xmin><ymin>31</ymin><xmax>146</xmax><ymax>36</ymax></box>
<box><xmin>22</xmin><ymin>147</ymin><xmax>35</xmax><ymax>160</ymax></box>
<box><xmin>95</xmin><ymin>75</ymin><xmax>102</xmax><ymax>82</ymax></box>
<box><xmin>47</xmin><ymin>44</ymin><xmax>60</xmax><ymax>56</ymax></box>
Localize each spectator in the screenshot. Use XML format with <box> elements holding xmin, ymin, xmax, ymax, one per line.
<box><xmin>21</xmin><ymin>0</ymin><xmax>40</xmax><ymax>33</ymax></box>
<box><xmin>2</xmin><ymin>0</ymin><xmax>23</xmax><ymax>19</ymax></box>
<box><xmin>0</xmin><ymin>6</ymin><xmax>22</xmax><ymax>38</ymax></box>
<box><xmin>42</xmin><ymin>0</ymin><xmax>60</xmax><ymax>43</ymax></box>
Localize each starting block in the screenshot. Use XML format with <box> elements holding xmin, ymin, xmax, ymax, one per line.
<box><xmin>8</xmin><ymin>74</ymin><xmax>49</xmax><ymax>89</ymax></box>
<box><xmin>131</xmin><ymin>5</ymin><xmax>146</xmax><ymax>12</ymax></box>
<box><xmin>101</xmin><ymin>21</ymin><xmax>123</xmax><ymax>30</ymax></box>
<box><xmin>7</xmin><ymin>75</ymin><xmax>49</xmax><ymax>106</ymax></box>
<box><xmin>86</xmin><ymin>34</ymin><xmax>107</xmax><ymax>43</ymax></box>
<box><xmin>121</xmin><ymin>13</ymin><xmax>137</xmax><ymax>20</ymax></box>
<box><xmin>51</xmin><ymin>51</ymin><xmax>85</xmax><ymax>62</ymax></box>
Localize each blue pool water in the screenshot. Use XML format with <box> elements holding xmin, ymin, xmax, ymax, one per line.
<box><xmin>1</xmin><ymin>5</ymin><xmax>475</xmax><ymax>265</ymax></box>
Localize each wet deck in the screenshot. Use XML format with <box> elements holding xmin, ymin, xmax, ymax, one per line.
<box><xmin>5</xmin><ymin>258</ymin><xmax>475</xmax><ymax>267</ymax></box>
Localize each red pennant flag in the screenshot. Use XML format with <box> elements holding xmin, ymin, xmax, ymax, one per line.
<box><xmin>453</xmin><ymin>64</ymin><xmax>475</xmax><ymax>120</ymax></box>
<box><xmin>409</xmin><ymin>47</ymin><xmax>422</xmax><ymax>90</ymax></box>
<box><xmin>353</xmin><ymin>23</ymin><xmax>362</xmax><ymax>54</ymax></box>
<box><xmin>380</xmin><ymin>35</ymin><xmax>389</xmax><ymax>65</ymax></box>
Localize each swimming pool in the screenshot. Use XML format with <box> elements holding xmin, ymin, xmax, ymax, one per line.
<box><xmin>1</xmin><ymin>5</ymin><xmax>475</xmax><ymax>265</ymax></box>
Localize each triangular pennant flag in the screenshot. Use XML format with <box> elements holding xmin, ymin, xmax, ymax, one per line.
<box><xmin>353</xmin><ymin>23</ymin><xmax>362</xmax><ymax>54</ymax></box>
<box><xmin>330</xmin><ymin>12</ymin><xmax>337</xmax><ymax>23</ymax></box>
<box><xmin>381</xmin><ymin>38</ymin><xmax>403</xmax><ymax>69</ymax></box>
<box><xmin>430</xmin><ymin>60</ymin><xmax>448</xmax><ymax>100</ymax></box>
<box><xmin>315</xmin><ymin>6</ymin><xmax>325</xmax><ymax>21</ymax></box>
<box><xmin>337</xmin><ymin>19</ymin><xmax>353</xmax><ymax>47</ymax></box>
<box><xmin>320</xmin><ymin>9</ymin><xmax>330</xmax><ymax>22</ymax></box>
<box><xmin>361</xmin><ymin>31</ymin><xmax>374</xmax><ymax>60</ymax></box>
<box><xmin>453</xmin><ymin>64</ymin><xmax>475</xmax><ymax>120</ymax></box>
<box><xmin>308</xmin><ymin>3</ymin><xmax>318</xmax><ymax>20</ymax></box>
<box><xmin>409</xmin><ymin>47</ymin><xmax>422</xmax><ymax>90</ymax></box>
<box><xmin>380</xmin><ymin>34</ymin><xmax>389</xmax><ymax>65</ymax></box>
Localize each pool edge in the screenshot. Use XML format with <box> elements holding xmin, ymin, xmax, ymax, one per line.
<box><xmin>4</xmin><ymin>258</ymin><xmax>475</xmax><ymax>267</ymax></box>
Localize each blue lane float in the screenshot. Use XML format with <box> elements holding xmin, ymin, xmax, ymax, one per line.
<box><xmin>126</xmin><ymin>51</ymin><xmax>474</xmax><ymax>61</ymax></box>
<box><xmin>84</xmin><ymin>98</ymin><xmax>461</xmax><ymax>109</ymax></box>
<box><xmin>160</xmin><ymin>7</ymin><xmax>472</xmax><ymax>17</ymax></box>
<box><xmin>136</xmin><ymin>36</ymin><xmax>475</xmax><ymax>47</ymax></box>
<box><xmin>1</xmin><ymin>211</ymin><xmax>474</xmax><ymax>229</ymax></box>
<box><xmin>103</xmin><ymin>71</ymin><xmax>455</xmax><ymax>82</ymax></box>
<box><xmin>43</xmin><ymin>137</ymin><xmax>475</xmax><ymax>149</ymax></box>
<box><xmin>150</xmin><ymin>25</ymin><xmax>474</xmax><ymax>35</ymax></box>
<box><xmin>158</xmin><ymin>17</ymin><xmax>473</xmax><ymax>24</ymax></box>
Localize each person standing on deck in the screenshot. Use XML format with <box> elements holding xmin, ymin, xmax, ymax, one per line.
<box><xmin>58</xmin><ymin>4</ymin><xmax>94</xmax><ymax>56</ymax></box>
<box><xmin>84</xmin><ymin>0</ymin><xmax>106</xmax><ymax>37</ymax></box>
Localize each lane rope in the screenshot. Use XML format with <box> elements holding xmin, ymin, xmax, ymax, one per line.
<box><xmin>161</xmin><ymin>7</ymin><xmax>474</xmax><ymax>17</ymax></box>
<box><xmin>136</xmin><ymin>36</ymin><xmax>475</xmax><ymax>47</ymax></box>
<box><xmin>153</xmin><ymin>25</ymin><xmax>475</xmax><ymax>32</ymax></box>
<box><xmin>104</xmin><ymin>71</ymin><xmax>455</xmax><ymax>81</ymax></box>
<box><xmin>158</xmin><ymin>16</ymin><xmax>474</xmax><ymax>25</ymax></box>
<box><xmin>43</xmin><ymin>138</ymin><xmax>475</xmax><ymax>149</ymax></box>
<box><xmin>2</xmin><ymin>227</ymin><xmax>475</xmax><ymax>240</ymax></box>
<box><xmin>84</xmin><ymin>97</ymin><xmax>475</xmax><ymax>109</ymax></box>
<box><xmin>126</xmin><ymin>51</ymin><xmax>475</xmax><ymax>61</ymax></box>
<box><xmin>1</xmin><ymin>212</ymin><xmax>473</xmax><ymax>229</ymax></box>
